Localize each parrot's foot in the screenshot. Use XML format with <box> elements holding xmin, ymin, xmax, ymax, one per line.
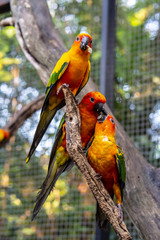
<box><xmin>57</xmin><ymin>83</ymin><xmax>69</xmax><ymax>95</ymax></box>
<box><xmin>83</xmin><ymin>143</ymin><xmax>90</xmax><ymax>153</ymax></box>
<box><xmin>117</xmin><ymin>203</ymin><xmax>123</xmax><ymax>223</ymax></box>
<box><xmin>94</xmin><ymin>173</ymin><xmax>102</xmax><ymax>180</ymax></box>
<box><xmin>75</xmin><ymin>98</ymin><xmax>80</xmax><ymax>105</ymax></box>
<box><xmin>97</xmin><ymin>113</ymin><xmax>107</xmax><ymax>123</ymax></box>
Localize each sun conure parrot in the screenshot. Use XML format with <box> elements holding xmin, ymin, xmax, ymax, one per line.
<box><xmin>31</xmin><ymin>92</ymin><xmax>107</xmax><ymax>220</ymax></box>
<box><xmin>26</xmin><ymin>33</ymin><xmax>92</xmax><ymax>163</ymax></box>
<box><xmin>0</xmin><ymin>129</ymin><xmax>10</xmax><ymax>142</ymax></box>
<box><xmin>87</xmin><ymin>113</ymin><xmax>126</xmax><ymax>229</ymax></box>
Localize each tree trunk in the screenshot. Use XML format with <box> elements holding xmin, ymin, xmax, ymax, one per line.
<box><xmin>10</xmin><ymin>0</ymin><xmax>160</xmax><ymax>239</ymax></box>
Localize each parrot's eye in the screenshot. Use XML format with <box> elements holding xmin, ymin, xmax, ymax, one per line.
<box><xmin>90</xmin><ymin>40</ymin><xmax>92</xmax><ymax>44</ymax></box>
<box><xmin>76</xmin><ymin>36</ymin><xmax>80</xmax><ymax>41</ymax></box>
<box><xmin>90</xmin><ymin>97</ymin><xmax>95</xmax><ymax>102</ymax></box>
<box><xmin>110</xmin><ymin>118</ymin><xmax>114</xmax><ymax>124</ymax></box>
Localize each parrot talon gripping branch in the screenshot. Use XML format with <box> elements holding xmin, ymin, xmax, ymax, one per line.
<box><xmin>117</xmin><ymin>203</ymin><xmax>123</xmax><ymax>223</ymax></box>
<box><xmin>56</xmin><ymin>83</ymin><xmax>69</xmax><ymax>95</ymax></box>
<box><xmin>94</xmin><ymin>173</ymin><xmax>102</xmax><ymax>180</ymax></box>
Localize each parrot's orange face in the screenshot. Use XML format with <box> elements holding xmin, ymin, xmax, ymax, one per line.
<box><xmin>72</xmin><ymin>33</ymin><xmax>92</xmax><ymax>54</ymax></box>
<box><xmin>4</xmin><ymin>130</ymin><xmax>10</xmax><ymax>139</ymax></box>
<box><xmin>96</xmin><ymin>114</ymin><xmax>115</xmax><ymax>137</ymax></box>
<box><xmin>0</xmin><ymin>129</ymin><xmax>10</xmax><ymax>141</ymax></box>
<box><xmin>80</xmin><ymin>92</ymin><xmax>107</xmax><ymax>116</ymax></box>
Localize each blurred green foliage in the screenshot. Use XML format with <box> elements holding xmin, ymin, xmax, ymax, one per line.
<box><xmin>0</xmin><ymin>27</ymin><xmax>20</xmax><ymax>82</ymax></box>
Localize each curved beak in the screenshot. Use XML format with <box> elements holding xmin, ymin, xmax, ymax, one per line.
<box><xmin>80</xmin><ymin>36</ymin><xmax>89</xmax><ymax>51</ymax></box>
<box><xmin>95</xmin><ymin>103</ymin><xmax>108</xmax><ymax>123</ymax></box>
<box><xmin>94</xmin><ymin>103</ymin><xmax>108</xmax><ymax>115</ymax></box>
<box><xmin>97</xmin><ymin>114</ymin><xmax>107</xmax><ymax>123</ymax></box>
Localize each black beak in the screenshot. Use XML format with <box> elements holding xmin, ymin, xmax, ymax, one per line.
<box><xmin>93</xmin><ymin>103</ymin><xmax>108</xmax><ymax>123</ymax></box>
<box><xmin>80</xmin><ymin>36</ymin><xmax>89</xmax><ymax>51</ymax></box>
<box><xmin>93</xmin><ymin>103</ymin><xmax>107</xmax><ymax>115</ymax></box>
<box><xmin>97</xmin><ymin>114</ymin><xmax>107</xmax><ymax>123</ymax></box>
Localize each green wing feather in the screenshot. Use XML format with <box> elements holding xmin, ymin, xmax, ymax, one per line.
<box><xmin>115</xmin><ymin>147</ymin><xmax>126</xmax><ymax>196</ymax></box>
<box><xmin>55</xmin><ymin>114</ymin><xmax>65</xmax><ymax>137</ymax></box>
<box><xmin>48</xmin><ymin>114</ymin><xmax>65</xmax><ymax>171</ymax></box>
<box><xmin>47</xmin><ymin>113</ymin><xmax>74</xmax><ymax>174</ymax></box>
<box><xmin>42</xmin><ymin>53</ymin><xmax>70</xmax><ymax>112</ymax></box>
<box><xmin>32</xmin><ymin>114</ymin><xmax>73</xmax><ymax>220</ymax></box>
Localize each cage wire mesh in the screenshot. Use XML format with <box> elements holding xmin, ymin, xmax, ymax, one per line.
<box><xmin>115</xmin><ymin>0</ymin><xmax>160</xmax><ymax>239</ymax></box>
<box><xmin>116</xmin><ymin>0</ymin><xmax>160</xmax><ymax>169</ymax></box>
<box><xmin>0</xmin><ymin>0</ymin><xmax>160</xmax><ymax>239</ymax></box>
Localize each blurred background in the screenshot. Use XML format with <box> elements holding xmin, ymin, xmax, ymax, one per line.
<box><xmin>0</xmin><ymin>0</ymin><xmax>160</xmax><ymax>239</ymax></box>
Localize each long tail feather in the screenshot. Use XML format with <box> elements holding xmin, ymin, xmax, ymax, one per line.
<box><xmin>32</xmin><ymin>159</ymin><xmax>72</xmax><ymax>221</ymax></box>
<box><xmin>32</xmin><ymin>161</ymin><xmax>59</xmax><ymax>221</ymax></box>
<box><xmin>26</xmin><ymin>101</ymin><xmax>64</xmax><ymax>163</ymax></box>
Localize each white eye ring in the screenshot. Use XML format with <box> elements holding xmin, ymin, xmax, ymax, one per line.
<box><xmin>110</xmin><ymin>118</ymin><xmax>114</xmax><ymax>124</ymax></box>
<box><xmin>76</xmin><ymin>36</ymin><xmax>80</xmax><ymax>41</ymax></box>
<box><xmin>90</xmin><ymin>97</ymin><xmax>95</xmax><ymax>102</ymax></box>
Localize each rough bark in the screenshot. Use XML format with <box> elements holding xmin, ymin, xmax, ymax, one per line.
<box><xmin>10</xmin><ymin>0</ymin><xmax>160</xmax><ymax>239</ymax></box>
<box><xmin>0</xmin><ymin>94</ymin><xmax>44</xmax><ymax>147</ymax></box>
<box><xmin>0</xmin><ymin>17</ymin><xmax>14</xmax><ymax>26</ymax></box>
<box><xmin>62</xmin><ymin>86</ymin><xmax>132</xmax><ymax>240</ymax></box>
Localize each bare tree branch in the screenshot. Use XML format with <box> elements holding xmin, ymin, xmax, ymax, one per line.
<box><xmin>62</xmin><ymin>86</ymin><xmax>132</xmax><ymax>240</ymax></box>
<box><xmin>0</xmin><ymin>94</ymin><xmax>45</xmax><ymax>147</ymax></box>
<box><xmin>0</xmin><ymin>17</ymin><xmax>14</xmax><ymax>27</ymax></box>
<box><xmin>10</xmin><ymin>0</ymin><xmax>160</xmax><ymax>239</ymax></box>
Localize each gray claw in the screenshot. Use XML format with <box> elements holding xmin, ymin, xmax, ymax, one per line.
<box><xmin>117</xmin><ymin>203</ymin><xmax>123</xmax><ymax>223</ymax></box>
<box><xmin>94</xmin><ymin>173</ymin><xmax>102</xmax><ymax>180</ymax></box>
<box><xmin>75</xmin><ymin>98</ymin><xmax>80</xmax><ymax>105</ymax></box>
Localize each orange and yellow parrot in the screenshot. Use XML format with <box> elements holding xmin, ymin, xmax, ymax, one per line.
<box><xmin>0</xmin><ymin>129</ymin><xmax>10</xmax><ymax>142</ymax></box>
<box><xmin>31</xmin><ymin>92</ymin><xmax>107</xmax><ymax>220</ymax></box>
<box><xmin>87</xmin><ymin>113</ymin><xmax>126</xmax><ymax>229</ymax></box>
<box><xmin>26</xmin><ymin>33</ymin><xmax>92</xmax><ymax>163</ymax></box>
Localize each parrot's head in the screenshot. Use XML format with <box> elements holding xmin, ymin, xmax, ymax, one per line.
<box><xmin>72</xmin><ymin>33</ymin><xmax>92</xmax><ymax>55</ymax></box>
<box><xmin>79</xmin><ymin>92</ymin><xmax>107</xmax><ymax>117</ymax></box>
<box><xmin>96</xmin><ymin>113</ymin><xmax>115</xmax><ymax>137</ymax></box>
<box><xmin>4</xmin><ymin>130</ymin><xmax>10</xmax><ymax>139</ymax></box>
<box><xmin>0</xmin><ymin>129</ymin><xmax>10</xmax><ymax>142</ymax></box>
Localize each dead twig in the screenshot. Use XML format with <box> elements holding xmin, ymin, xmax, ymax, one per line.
<box><xmin>0</xmin><ymin>17</ymin><xmax>14</xmax><ymax>27</ymax></box>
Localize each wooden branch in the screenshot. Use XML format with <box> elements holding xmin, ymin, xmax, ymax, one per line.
<box><xmin>0</xmin><ymin>94</ymin><xmax>45</xmax><ymax>147</ymax></box>
<box><xmin>0</xmin><ymin>17</ymin><xmax>14</xmax><ymax>27</ymax></box>
<box><xmin>10</xmin><ymin>0</ymin><xmax>160</xmax><ymax>239</ymax></box>
<box><xmin>62</xmin><ymin>86</ymin><xmax>132</xmax><ymax>240</ymax></box>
